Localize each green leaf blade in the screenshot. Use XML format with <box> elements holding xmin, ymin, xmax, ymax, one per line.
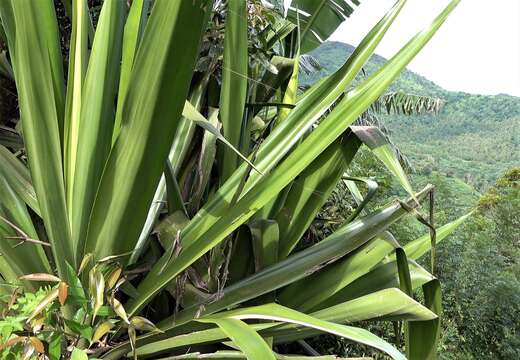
<box><xmin>84</xmin><ymin>0</ymin><xmax>209</xmax><ymax>260</ymax></box>
<box><xmin>198</xmin><ymin>318</ymin><xmax>276</xmax><ymax>360</ymax></box>
<box><xmin>3</xmin><ymin>0</ymin><xmax>74</xmax><ymax>274</ymax></box>
<box><xmin>72</xmin><ymin>0</ymin><xmax>125</xmax><ymax>260</ymax></box>
<box><xmin>219</xmin><ymin>0</ymin><xmax>249</xmax><ymax>181</ymax></box>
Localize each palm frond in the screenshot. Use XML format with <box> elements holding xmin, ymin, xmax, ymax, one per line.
<box><xmin>371</xmin><ymin>91</ymin><xmax>444</xmax><ymax>115</ymax></box>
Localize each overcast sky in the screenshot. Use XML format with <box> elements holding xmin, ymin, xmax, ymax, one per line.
<box><xmin>330</xmin><ymin>0</ymin><xmax>520</xmax><ymax>97</ymax></box>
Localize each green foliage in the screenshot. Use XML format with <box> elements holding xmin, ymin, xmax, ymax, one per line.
<box><xmin>0</xmin><ymin>255</ymin><xmax>159</xmax><ymax>359</ymax></box>
<box><xmin>0</xmin><ymin>0</ymin><xmax>465</xmax><ymax>359</ymax></box>
<box><xmin>316</xmin><ymin>159</ymin><xmax>518</xmax><ymax>359</ymax></box>
<box><xmin>0</xmin><ymin>287</ymin><xmax>55</xmax><ymax>359</ymax></box>
<box><xmin>437</xmin><ymin>168</ymin><xmax>520</xmax><ymax>359</ymax></box>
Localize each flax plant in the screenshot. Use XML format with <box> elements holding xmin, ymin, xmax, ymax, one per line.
<box><xmin>0</xmin><ymin>0</ymin><xmax>466</xmax><ymax>358</ymax></box>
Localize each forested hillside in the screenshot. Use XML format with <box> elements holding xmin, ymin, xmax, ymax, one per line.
<box><xmin>302</xmin><ymin>41</ymin><xmax>520</xmax><ymax>189</ymax></box>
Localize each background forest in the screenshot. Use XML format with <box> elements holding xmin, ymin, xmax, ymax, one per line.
<box><xmin>302</xmin><ymin>41</ymin><xmax>520</xmax><ymax>359</ymax></box>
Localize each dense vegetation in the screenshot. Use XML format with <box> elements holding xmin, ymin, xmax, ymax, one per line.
<box><xmin>2</xmin><ymin>2</ymin><xmax>516</xmax><ymax>359</ymax></box>
<box><xmin>0</xmin><ymin>0</ymin><xmax>469</xmax><ymax>359</ymax></box>
<box><xmin>302</xmin><ymin>41</ymin><xmax>520</xmax><ymax>359</ymax></box>
<box><xmin>440</xmin><ymin>168</ymin><xmax>520</xmax><ymax>359</ymax></box>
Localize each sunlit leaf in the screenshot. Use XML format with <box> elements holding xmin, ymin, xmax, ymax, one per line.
<box><xmin>199</xmin><ymin>318</ymin><xmax>275</xmax><ymax>360</ymax></box>
<box><xmin>93</xmin><ymin>321</ymin><xmax>115</xmax><ymax>343</ymax></box>
<box><xmin>110</xmin><ymin>296</ymin><xmax>129</xmax><ymax>324</ymax></box>
<box><xmin>78</xmin><ymin>253</ymin><xmax>93</xmax><ymax>275</ymax></box>
<box><xmin>130</xmin><ymin>316</ymin><xmax>162</xmax><ymax>333</ymax></box>
<box><xmin>106</xmin><ymin>267</ymin><xmax>122</xmax><ymax>290</ymax></box>
<box><xmin>89</xmin><ymin>267</ymin><xmax>105</xmax><ymax>320</ymax></box>
<box><xmin>19</xmin><ymin>273</ymin><xmax>61</xmax><ymax>283</ymax></box>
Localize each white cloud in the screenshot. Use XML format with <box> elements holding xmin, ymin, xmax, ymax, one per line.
<box><xmin>330</xmin><ymin>0</ymin><xmax>520</xmax><ymax>97</ymax></box>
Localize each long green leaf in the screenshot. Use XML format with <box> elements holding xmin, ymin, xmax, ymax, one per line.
<box><xmin>276</xmin><ymin>47</ymin><xmax>300</xmax><ymax>125</ymax></box>
<box><xmin>83</xmin><ymin>0</ymin><xmax>210</xmax><ymax>260</ymax></box>
<box><xmin>59</xmin><ymin>0</ymin><xmax>95</xmax><ymax>46</ymax></box>
<box><xmin>3</xmin><ymin>0</ymin><xmax>74</xmax><ymax>274</ymax></box>
<box><xmin>305</xmin><ymin>288</ymin><xmax>436</xmax><ymax>323</ymax></box>
<box><xmin>112</xmin><ymin>0</ymin><xmax>150</xmax><ymax>143</ymax></box>
<box><xmin>31</xmin><ymin>0</ymin><xmax>66</xmax><ymax>136</ymax></box>
<box><xmin>72</xmin><ymin>0</ymin><xmax>125</xmax><ymax>259</ymax></box>
<box><xmin>64</xmin><ymin>0</ymin><xmax>89</xmax><ymax>214</ymax></box>
<box><xmin>202</xmin><ymin>304</ymin><xmax>406</xmax><ymax>360</ymax></box>
<box><xmin>394</xmin><ymin>247</ymin><xmax>413</xmax><ymax>357</ymax></box>
<box><xmin>164</xmin><ymin>162</ymin><xmax>187</xmax><ymax>216</ymax></box>
<box><xmin>406</xmin><ymin>280</ymin><xmax>442</xmax><ymax>360</ymax></box>
<box><xmin>278</xmin><ymin>234</ymin><xmax>397</xmax><ymax>312</ymax></box>
<box><xmin>198</xmin><ymin>318</ymin><xmax>275</xmax><ymax>360</ymax></box>
<box><xmin>271</xmin><ymin>288</ymin><xmax>437</xmax><ymax>344</ymax></box>
<box><xmin>351</xmin><ymin>126</ymin><xmax>414</xmax><ymax>198</ymax></box>
<box><xmin>220</xmin><ymin>0</ymin><xmax>249</xmax><ymax>181</ymax></box>
<box><xmin>396</xmin><ymin>248</ymin><xmax>413</xmax><ymax>297</ymax></box>
<box><xmin>317</xmin><ymin>259</ymin><xmax>435</xmax><ymax>310</ymax></box>
<box><xmin>131</xmin><ymin>323</ymin><xmax>273</xmax><ymax>358</ymax></box>
<box><xmin>383</xmin><ymin>212</ymin><xmax>472</xmax><ymax>263</ymax></box>
<box><xmin>276</xmin><ymin>134</ymin><xmax>360</xmax><ymax>258</ymax></box>
<box><xmin>155</xmin><ymin>351</ymin><xmax>344</xmax><ymax>359</ymax></box>
<box><xmin>249</xmin><ymin>219</ymin><xmax>279</xmax><ymax>272</ymax></box>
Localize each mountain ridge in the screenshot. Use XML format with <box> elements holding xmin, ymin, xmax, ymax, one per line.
<box><xmin>302</xmin><ymin>41</ymin><xmax>520</xmax><ymax>189</ymax></box>
<box><xmin>304</xmin><ymin>41</ymin><xmax>520</xmax><ymax>100</ymax></box>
